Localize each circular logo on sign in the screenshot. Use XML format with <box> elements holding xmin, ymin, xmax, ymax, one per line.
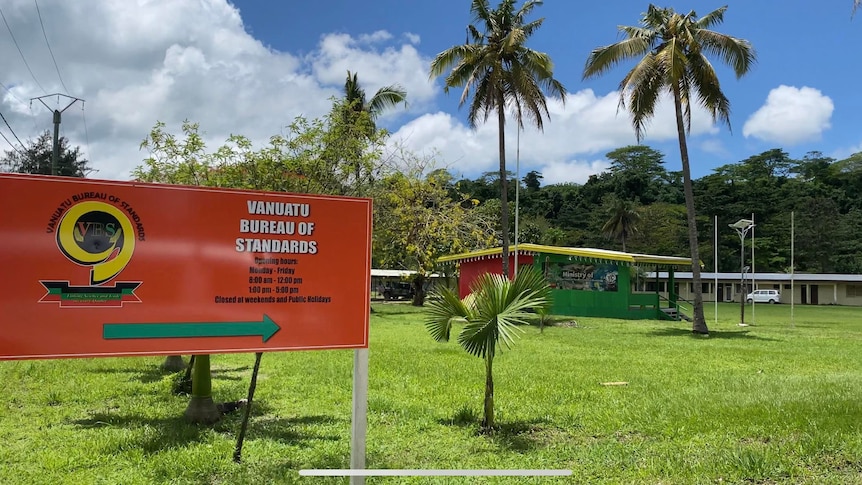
<box><xmin>56</xmin><ymin>201</ymin><xmax>136</xmax><ymax>285</ymax></box>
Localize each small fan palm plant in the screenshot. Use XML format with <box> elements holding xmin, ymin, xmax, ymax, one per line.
<box><xmin>425</xmin><ymin>267</ymin><xmax>552</xmax><ymax>430</ymax></box>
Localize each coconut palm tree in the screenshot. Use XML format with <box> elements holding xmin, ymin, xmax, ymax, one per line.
<box><xmin>583</xmin><ymin>5</ymin><xmax>755</xmax><ymax>335</ymax></box>
<box><xmin>425</xmin><ymin>266</ymin><xmax>552</xmax><ymax>430</ymax></box>
<box><xmin>602</xmin><ymin>198</ymin><xmax>641</xmax><ymax>252</ymax></box>
<box><xmin>343</xmin><ymin>70</ymin><xmax>407</xmax><ymax>132</ymax></box>
<box><xmin>429</xmin><ymin>0</ymin><xmax>566</xmax><ymax>278</ymax></box>
<box><xmin>339</xmin><ymin>71</ymin><xmax>406</xmax><ymax>191</ymax></box>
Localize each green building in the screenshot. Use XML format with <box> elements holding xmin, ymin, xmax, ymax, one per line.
<box><xmin>438</xmin><ymin>243</ymin><xmax>695</xmax><ymax>320</ymax></box>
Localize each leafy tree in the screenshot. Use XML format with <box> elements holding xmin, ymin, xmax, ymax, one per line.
<box><xmin>523</xmin><ymin>170</ymin><xmax>543</xmax><ymax>192</ymax></box>
<box><xmin>430</xmin><ymin>0</ymin><xmax>566</xmax><ymax>278</ymax></box>
<box><xmin>372</xmin><ymin>150</ymin><xmax>496</xmax><ymax>305</ymax></box>
<box><xmin>601</xmin><ymin>198</ymin><xmax>641</xmax><ymax>252</ymax></box>
<box><xmin>605</xmin><ymin>145</ymin><xmax>669</xmax><ymax>205</ymax></box>
<box><xmin>1</xmin><ymin>130</ymin><xmax>92</xmax><ymax>177</ymax></box>
<box><xmin>629</xmin><ymin>202</ymin><xmax>688</xmax><ymax>256</ymax></box>
<box><xmin>425</xmin><ymin>267</ymin><xmax>551</xmax><ymax>430</ymax></box>
<box><xmin>583</xmin><ymin>5</ymin><xmax>755</xmax><ymax>334</ymax></box>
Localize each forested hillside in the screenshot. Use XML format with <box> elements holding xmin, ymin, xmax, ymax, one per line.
<box><xmin>450</xmin><ymin>145</ymin><xmax>862</xmax><ymax>274</ymax></box>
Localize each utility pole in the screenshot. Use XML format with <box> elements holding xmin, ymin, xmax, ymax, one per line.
<box><xmin>31</xmin><ymin>93</ymin><xmax>83</xmax><ymax>175</ymax></box>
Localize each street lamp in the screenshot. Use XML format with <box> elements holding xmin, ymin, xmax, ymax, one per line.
<box><xmin>729</xmin><ymin>219</ymin><xmax>755</xmax><ymax>326</ymax></box>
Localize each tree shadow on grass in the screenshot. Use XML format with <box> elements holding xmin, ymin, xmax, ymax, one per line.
<box><xmin>437</xmin><ymin>408</ymin><xmax>561</xmax><ymax>452</ymax></box>
<box><xmin>89</xmin><ymin>366</ymin><xmax>173</xmax><ymax>384</ymax></box>
<box><xmin>646</xmin><ymin>327</ymin><xmax>780</xmax><ymax>341</ymax></box>
<box><xmin>71</xmin><ymin>404</ymin><xmax>344</xmax><ymax>454</ymax></box>
<box><xmin>91</xmin><ymin>365</ymin><xmax>248</xmax><ymax>385</ymax></box>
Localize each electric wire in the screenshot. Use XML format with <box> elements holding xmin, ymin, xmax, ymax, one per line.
<box><xmin>0</xmin><ymin>110</ymin><xmax>26</xmax><ymax>151</ymax></box>
<box><xmin>0</xmin><ymin>80</ymin><xmax>26</xmax><ymax>106</ymax></box>
<box><xmin>34</xmin><ymin>0</ymin><xmax>68</xmax><ymax>93</ymax></box>
<box><xmin>0</xmin><ymin>128</ymin><xmax>23</xmax><ymax>156</ymax></box>
<box><xmin>0</xmin><ymin>6</ymin><xmax>48</xmax><ymax>95</ymax></box>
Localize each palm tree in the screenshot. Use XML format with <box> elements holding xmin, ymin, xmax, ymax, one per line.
<box><xmin>339</xmin><ymin>71</ymin><xmax>407</xmax><ymax>193</ymax></box>
<box><xmin>343</xmin><ymin>70</ymin><xmax>407</xmax><ymax>132</ymax></box>
<box><xmin>583</xmin><ymin>5</ymin><xmax>755</xmax><ymax>335</ymax></box>
<box><xmin>425</xmin><ymin>267</ymin><xmax>552</xmax><ymax>430</ymax></box>
<box><xmin>429</xmin><ymin>0</ymin><xmax>566</xmax><ymax>278</ymax></box>
<box><xmin>602</xmin><ymin>198</ymin><xmax>641</xmax><ymax>252</ymax></box>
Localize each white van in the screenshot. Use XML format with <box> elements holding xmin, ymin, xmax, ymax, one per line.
<box><xmin>746</xmin><ymin>289</ymin><xmax>781</xmax><ymax>304</ymax></box>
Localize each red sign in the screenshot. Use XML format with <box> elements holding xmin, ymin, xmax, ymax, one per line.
<box><xmin>0</xmin><ymin>174</ymin><xmax>371</xmax><ymax>360</ymax></box>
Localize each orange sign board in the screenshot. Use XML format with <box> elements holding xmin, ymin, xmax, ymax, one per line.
<box><xmin>0</xmin><ymin>174</ymin><xmax>371</xmax><ymax>360</ymax></box>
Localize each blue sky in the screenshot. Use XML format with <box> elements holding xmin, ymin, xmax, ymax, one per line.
<box><xmin>1</xmin><ymin>0</ymin><xmax>861</xmax><ymax>184</ymax></box>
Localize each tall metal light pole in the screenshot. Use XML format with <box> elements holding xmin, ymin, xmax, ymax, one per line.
<box><xmin>513</xmin><ymin>127</ymin><xmax>520</xmax><ymax>278</ymax></box>
<box><xmin>729</xmin><ymin>219</ymin><xmax>755</xmax><ymax>326</ymax></box>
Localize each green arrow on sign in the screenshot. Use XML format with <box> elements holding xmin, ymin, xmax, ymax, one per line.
<box><xmin>103</xmin><ymin>315</ymin><xmax>281</xmax><ymax>342</ymax></box>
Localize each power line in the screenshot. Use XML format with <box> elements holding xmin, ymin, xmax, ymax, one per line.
<box><xmin>0</xmin><ymin>127</ymin><xmax>23</xmax><ymax>156</ymax></box>
<box><xmin>0</xmin><ymin>80</ymin><xmax>26</xmax><ymax>106</ymax></box>
<box><xmin>33</xmin><ymin>0</ymin><xmax>68</xmax><ymax>94</ymax></box>
<box><xmin>0</xmin><ymin>110</ymin><xmax>26</xmax><ymax>151</ymax></box>
<box><xmin>0</xmin><ymin>6</ymin><xmax>48</xmax><ymax>95</ymax></box>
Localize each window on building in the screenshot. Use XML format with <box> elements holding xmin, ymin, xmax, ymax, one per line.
<box><xmin>702</xmin><ymin>283</ymin><xmax>710</xmax><ymax>293</ymax></box>
<box><xmin>846</xmin><ymin>285</ymin><xmax>862</xmax><ymax>298</ymax></box>
<box><xmin>784</xmin><ymin>284</ymin><xmax>791</xmax><ymax>290</ymax></box>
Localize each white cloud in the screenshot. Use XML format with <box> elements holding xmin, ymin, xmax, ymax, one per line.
<box><xmin>403</xmin><ymin>32</ymin><xmax>421</xmax><ymax>45</ymax></box>
<box><xmin>743</xmin><ymin>85</ymin><xmax>834</xmax><ymax>145</ymax></box>
<box><xmin>358</xmin><ymin>31</ymin><xmax>393</xmax><ymax>44</ymax></box>
<box><xmin>0</xmin><ymin>0</ymin><xmax>435</xmax><ymax>180</ymax></box>
<box><xmin>540</xmin><ymin>159</ymin><xmax>610</xmax><ymax>185</ymax></box>
<box><xmin>700</xmin><ymin>139</ymin><xmax>728</xmax><ymax>156</ymax></box>
<box><xmin>388</xmin><ymin>89</ymin><xmax>719</xmax><ymax>184</ymax></box>
<box><xmin>309</xmin><ymin>32</ymin><xmax>437</xmax><ymax>111</ymax></box>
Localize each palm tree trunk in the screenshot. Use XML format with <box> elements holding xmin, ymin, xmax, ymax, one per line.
<box><xmin>671</xmin><ymin>83</ymin><xmax>708</xmax><ymax>334</ymax></box>
<box><xmin>497</xmin><ymin>93</ymin><xmax>510</xmax><ymax>278</ymax></box>
<box><xmin>483</xmin><ymin>354</ymin><xmax>495</xmax><ymax>429</ymax></box>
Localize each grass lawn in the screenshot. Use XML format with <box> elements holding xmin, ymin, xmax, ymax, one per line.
<box><xmin>2</xmin><ymin>302</ymin><xmax>862</xmax><ymax>484</ymax></box>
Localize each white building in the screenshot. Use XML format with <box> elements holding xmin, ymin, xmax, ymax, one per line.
<box><xmin>644</xmin><ymin>272</ymin><xmax>862</xmax><ymax>306</ymax></box>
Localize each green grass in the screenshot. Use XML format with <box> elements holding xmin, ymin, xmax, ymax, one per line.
<box><xmin>2</xmin><ymin>302</ymin><xmax>862</xmax><ymax>484</ymax></box>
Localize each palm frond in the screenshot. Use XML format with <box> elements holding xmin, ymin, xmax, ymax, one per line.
<box><xmin>471</xmin><ymin>0</ymin><xmax>492</xmax><ymax>25</ymax></box>
<box><xmin>429</xmin><ymin>45</ymin><xmax>475</xmax><ymax>80</ymax></box>
<box><xmin>466</xmin><ymin>71</ymin><xmax>497</xmax><ymax>128</ymax></box>
<box><xmin>695</xmin><ymin>29</ymin><xmax>756</xmax><ymax>78</ymax></box>
<box><xmin>619</xmin><ymin>25</ymin><xmax>655</xmax><ymax>40</ymax></box>
<box><xmin>687</xmin><ymin>52</ymin><xmax>732</xmax><ymax>130</ymax></box>
<box><xmin>695</xmin><ymin>5</ymin><xmax>727</xmax><ymax>29</ymax></box>
<box><xmin>425</xmin><ymin>285</ymin><xmax>471</xmax><ymax>342</ymax></box>
<box><xmin>368</xmin><ymin>86</ymin><xmax>407</xmax><ymax>118</ymax></box>
<box><xmin>619</xmin><ymin>54</ymin><xmax>663</xmax><ymax>142</ymax></box>
<box><xmin>583</xmin><ymin>37</ymin><xmax>653</xmax><ymax>80</ymax></box>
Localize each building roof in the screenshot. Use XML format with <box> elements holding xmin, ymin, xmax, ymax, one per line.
<box><xmin>371</xmin><ymin>269</ymin><xmax>440</xmax><ymax>278</ymax></box>
<box><xmin>647</xmin><ymin>272</ymin><xmax>862</xmax><ymax>283</ymax></box>
<box><xmin>438</xmin><ymin>243</ymin><xmax>695</xmax><ymax>267</ymax></box>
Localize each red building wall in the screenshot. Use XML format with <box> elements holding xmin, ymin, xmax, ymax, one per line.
<box><xmin>458</xmin><ymin>254</ymin><xmax>535</xmax><ymax>298</ymax></box>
